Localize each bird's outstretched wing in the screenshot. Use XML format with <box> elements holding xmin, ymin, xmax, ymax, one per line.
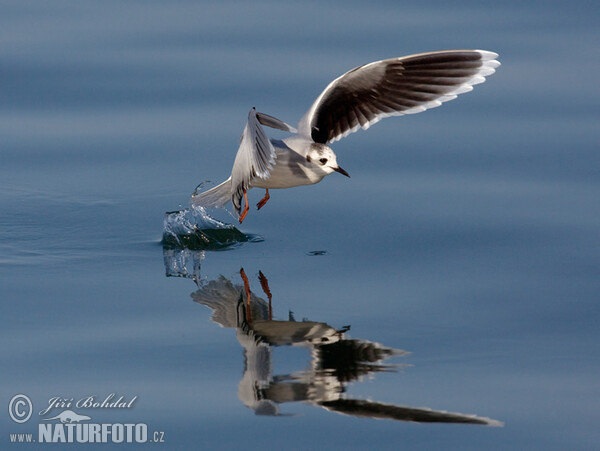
<box><xmin>230</xmin><ymin>108</ymin><xmax>278</xmax><ymax>215</ymax></box>
<box><xmin>256</xmin><ymin>112</ymin><xmax>297</xmax><ymax>133</ymax></box>
<box><xmin>298</xmin><ymin>50</ymin><xmax>500</xmax><ymax>144</ymax></box>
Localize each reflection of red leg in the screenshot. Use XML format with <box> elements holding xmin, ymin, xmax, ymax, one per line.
<box><xmin>239</xmin><ymin>190</ymin><xmax>249</xmax><ymax>223</ymax></box>
<box><xmin>256</xmin><ymin>189</ymin><xmax>270</xmax><ymax>210</ymax></box>
<box><xmin>240</xmin><ymin>268</ymin><xmax>252</xmax><ymax>323</ymax></box>
<box><xmin>258</xmin><ymin>271</ymin><xmax>272</xmax><ymax>320</ymax></box>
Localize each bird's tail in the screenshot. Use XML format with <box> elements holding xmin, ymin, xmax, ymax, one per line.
<box><xmin>190</xmin><ymin>177</ymin><xmax>232</xmax><ymax>209</ymax></box>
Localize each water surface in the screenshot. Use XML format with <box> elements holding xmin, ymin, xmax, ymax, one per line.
<box><xmin>2</xmin><ymin>1</ymin><xmax>599</xmax><ymax>449</ymax></box>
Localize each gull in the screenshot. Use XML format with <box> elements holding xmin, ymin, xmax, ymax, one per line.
<box><xmin>191</xmin><ymin>49</ymin><xmax>500</xmax><ymax>222</ymax></box>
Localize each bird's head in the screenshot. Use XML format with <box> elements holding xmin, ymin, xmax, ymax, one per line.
<box><xmin>305</xmin><ymin>143</ymin><xmax>350</xmax><ymax>178</ymax></box>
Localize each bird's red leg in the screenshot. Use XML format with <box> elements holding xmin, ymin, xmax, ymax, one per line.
<box><xmin>256</xmin><ymin>189</ymin><xmax>270</xmax><ymax>210</ymax></box>
<box><xmin>240</xmin><ymin>268</ymin><xmax>252</xmax><ymax>323</ymax></box>
<box><xmin>258</xmin><ymin>271</ymin><xmax>272</xmax><ymax>320</ymax></box>
<box><xmin>239</xmin><ymin>190</ymin><xmax>249</xmax><ymax>223</ymax></box>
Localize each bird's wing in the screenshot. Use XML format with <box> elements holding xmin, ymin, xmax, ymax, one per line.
<box><xmin>256</xmin><ymin>111</ymin><xmax>297</xmax><ymax>133</ymax></box>
<box><xmin>297</xmin><ymin>50</ymin><xmax>500</xmax><ymax>144</ymax></box>
<box><xmin>230</xmin><ymin>108</ymin><xmax>277</xmax><ymax>215</ymax></box>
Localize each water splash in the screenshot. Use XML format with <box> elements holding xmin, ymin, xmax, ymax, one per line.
<box><xmin>162</xmin><ymin>206</ymin><xmax>263</xmax><ymax>251</ymax></box>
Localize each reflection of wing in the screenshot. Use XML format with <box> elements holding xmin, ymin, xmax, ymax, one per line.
<box><xmin>191</xmin><ymin>276</ymin><xmax>269</xmax><ymax>327</ymax></box>
<box><xmin>230</xmin><ymin>108</ymin><xmax>277</xmax><ymax>215</ymax></box>
<box><xmin>319</xmin><ymin>399</ymin><xmax>503</xmax><ymax>426</ymax></box>
<box><xmin>258</xmin><ymin>337</ymin><xmax>408</xmax><ymax>407</ymax></box>
<box><xmin>298</xmin><ymin>50</ymin><xmax>500</xmax><ymax>144</ymax></box>
<box><xmin>251</xmin><ymin>320</ymin><xmax>340</xmax><ymax>346</ymax></box>
<box><xmin>315</xmin><ymin>338</ymin><xmax>407</xmax><ymax>383</ymax></box>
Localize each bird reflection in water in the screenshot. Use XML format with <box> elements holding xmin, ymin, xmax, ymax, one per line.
<box><xmin>189</xmin><ymin>267</ymin><xmax>502</xmax><ymax>426</ymax></box>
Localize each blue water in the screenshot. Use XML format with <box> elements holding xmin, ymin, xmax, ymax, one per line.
<box><xmin>2</xmin><ymin>1</ymin><xmax>599</xmax><ymax>449</ymax></box>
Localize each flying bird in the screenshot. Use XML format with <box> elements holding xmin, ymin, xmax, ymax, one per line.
<box><xmin>191</xmin><ymin>50</ymin><xmax>500</xmax><ymax>222</ymax></box>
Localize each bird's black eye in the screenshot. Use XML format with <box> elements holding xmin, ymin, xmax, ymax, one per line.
<box><xmin>319</xmin><ymin>158</ymin><xmax>328</xmax><ymax>164</ymax></box>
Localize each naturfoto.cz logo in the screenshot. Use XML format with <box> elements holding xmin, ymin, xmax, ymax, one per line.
<box><xmin>8</xmin><ymin>393</ymin><xmax>165</xmax><ymax>444</ymax></box>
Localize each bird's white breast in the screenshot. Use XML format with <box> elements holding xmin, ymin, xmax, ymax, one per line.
<box><xmin>250</xmin><ymin>139</ymin><xmax>325</xmax><ymax>189</ymax></box>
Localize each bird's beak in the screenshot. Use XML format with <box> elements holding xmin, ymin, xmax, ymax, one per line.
<box><xmin>333</xmin><ymin>166</ymin><xmax>350</xmax><ymax>178</ymax></box>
